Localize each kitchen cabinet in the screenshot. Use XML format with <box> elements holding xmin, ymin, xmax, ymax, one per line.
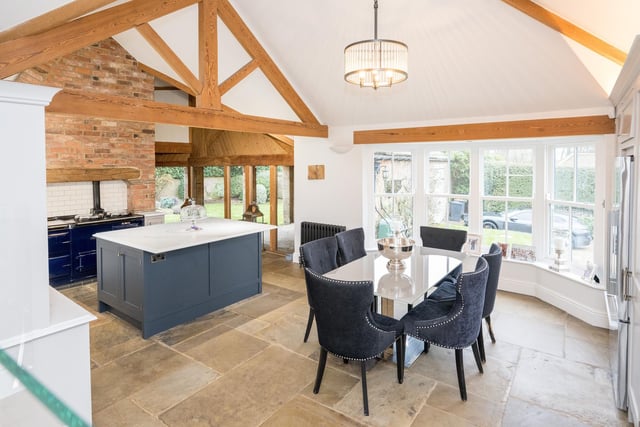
<box><xmin>94</xmin><ymin>218</ymin><xmax>272</xmax><ymax>338</ymax></box>
<box><xmin>47</xmin><ymin>227</ymin><xmax>72</xmax><ymax>286</ymax></box>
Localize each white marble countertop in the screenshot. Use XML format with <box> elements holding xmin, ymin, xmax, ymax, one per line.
<box><xmin>94</xmin><ymin>217</ymin><xmax>276</xmax><ymax>254</ymax></box>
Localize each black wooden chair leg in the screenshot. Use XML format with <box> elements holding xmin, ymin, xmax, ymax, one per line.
<box><xmin>486</xmin><ymin>315</ymin><xmax>496</xmax><ymax>343</ymax></box>
<box><xmin>396</xmin><ymin>335</ymin><xmax>405</xmax><ymax>383</ymax></box>
<box><xmin>471</xmin><ymin>341</ymin><xmax>484</xmax><ymax>374</ymax></box>
<box><xmin>343</xmin><ymin>358</ymin><xmax>349</xmax><ymax>364</ymax></box>
<box><xmin>477</xmin><ymin>323</ymin><xmax>486</xmax><ymax>363</ymax></box>
<box><xmin>455</xmin><ymin>349</ymin><xmax>467</xmax><ymax>401</ymax></box>
<box><xmin>424</xmin><ymin>341</ymin><xmax>430</xmax><ymax>354</ymax></box>
<box><xmin>360</xmin><ymin>361</ymin><xmax>369</xmax><ymax>416</ymax></box>
<box><xmin>313</xmin><ymin>348</ymin><xmax>327</xmax><ymax>394</ymax></box>
<box><xmin>303</xmin><ymin>309</ymin><xmax>314</xmax><ymax>343</ymax></box>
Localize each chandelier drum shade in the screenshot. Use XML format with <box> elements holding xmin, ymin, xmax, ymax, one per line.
<box><xmin>344</xmin><ymin>0</ymin><xmax>408</xmax><ymax>89</ymax></box>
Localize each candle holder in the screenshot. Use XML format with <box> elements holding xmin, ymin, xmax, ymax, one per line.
<box><xmin>549</xmin><ymin>238</ymin><xmax>569</xmax><ymax>272</ymax></box>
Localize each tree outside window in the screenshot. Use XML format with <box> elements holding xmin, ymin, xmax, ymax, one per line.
<box><xmin>425</xmin><ymin>150</ymin><xmax>470</xmax><ymax>230</ymax></box>
<box><xmin>374</xmin><ymin>152</ymin><xmax>413</xmax><ymax>238</ymax></box>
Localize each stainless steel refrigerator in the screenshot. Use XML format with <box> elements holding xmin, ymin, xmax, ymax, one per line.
<box><xmin>607</xmin><ymin>154</ymin><xmax>634</xmax><ymax>411</ymax></box>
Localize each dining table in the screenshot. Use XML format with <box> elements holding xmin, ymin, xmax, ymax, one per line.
<box><xmin>324</xmin><ymin>246</ymin><xmax>477</xmax><ymax>366</ymax></box>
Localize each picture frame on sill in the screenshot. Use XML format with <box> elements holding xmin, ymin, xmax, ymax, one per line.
<box><xmin>510</xmin><ymin>244</ymin><xmax>536</xmax><ymax>262</ymax></box>
<box><xmin>465</xmin><ymin>233</ymin><xmax>482</xmax><ymax>255</ymax></box>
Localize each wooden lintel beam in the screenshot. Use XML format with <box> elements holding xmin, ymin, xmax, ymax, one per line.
<box><xmin>219</xmin><ymin>60</ymin><xmax>258</xmax><ymax>95</ymax></box>
<box><xmin>189</xmin><ymin>154</ymin><xmax>293</xmax><ymax>167</ymax></box>
<box><xmin>501</xmin><ymin>0</ymin><xmax>626</xmax><ymax>65</ymax></box>
<box><xmin>218</xmin><ymin>0</ymin><xmax>321</xmax><ymax>125</ymax></box>
<box><xmin>47</xmin><ymin>90</ymin><xmax>328</xmax><ymax>137</ymax></box>
<box><xmin>136</xmin><ymin>23</ymin><xmax>202</xmax><ymax>95</ymax></box>
<box><xmin>0</xmin><ymin>0</ymin><xmax>199</xmax><ymax>79</ymax></box>
<box><xmin>0</xmin><ymin>0</ymin><xmax>117</xmax><ymax>43</ymax></box>
<box><xmin>156</xmin><ymin>141</ymin><xmax>192</xmax><ymax>154</ymax></box>
<box><xmin>353</xmin><ymin>115</ymin><xmax>615</xmax><ymax>145</ymax></box>
<box><xmin>47</xmin><ymin>167</ymin><xmax>140</xmax><ymax>183</ymax></box>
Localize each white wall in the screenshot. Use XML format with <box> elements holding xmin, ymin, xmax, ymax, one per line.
<box><xmin>294</xmin><ymin>126</ymin><xmax>364</xmax><ymax>253</ymax></box>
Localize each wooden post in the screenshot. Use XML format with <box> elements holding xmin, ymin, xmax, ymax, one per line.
<box><xmin>192</xmin><ymin>166</ymin><xmax>204</xmax><ymax>205</ymax></box>
<box><xmin>224</xmin><ymin>165</ymin><xmax>231</xmax><ymax>219</ymax></box>
<box><xmin>244</xmin><ymin>165</ymin><xmax>255</xmax><ymax>211</ymax></box>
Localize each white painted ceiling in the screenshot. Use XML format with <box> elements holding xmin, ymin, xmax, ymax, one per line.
<box><xmin>2</xmin><ymin>0</ymin><xmax>640</xmax><ymax>128</ymax></box>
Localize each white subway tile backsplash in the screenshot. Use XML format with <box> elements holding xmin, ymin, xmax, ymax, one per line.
<box><xmin>47</xmin><ymin>181</ymin><xmax>128</xmax><ymax>217</ymax></box>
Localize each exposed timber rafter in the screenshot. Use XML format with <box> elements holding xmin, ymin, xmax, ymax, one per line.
<box><xmin>136</xmin><ymin>23</ymin><xmax>202</xmax><ymax>95</ymax></box>
<box><xmin>138</xmin><ymin>62</ymin><xmax>197</xmax><ymax>96</ymax></box>
<box><xmin>353</xmin><ymin>115</ymin><xmax>615</xmax><ymax>145</ymax></box>
<box><xmin>0</xmin><ymin>0</ymin><xmax>200</xmax><ymax>79</ymax></box>
<box><xmin>0</xmin><ymin>0</ymin><xmax>117</xmax><ymax>43</ymax></box>
<box><xmin>217</xmin><ymin>0</ymin><xmax>320</xmax><ymax>125</ymax></box>
<box><xmin>219</xmin><ymin>60</ymin><xmax>258</xmax><ymax>95</ymax></box>
<box><xmin>501</xmin><ymin>0</ymin><xmax>627</xmax><ymax>65</ymax></box>
<box><xmin>48</xmin><ymin>90</ymin><xmax>328</xmax><ymax>137</ymax></box>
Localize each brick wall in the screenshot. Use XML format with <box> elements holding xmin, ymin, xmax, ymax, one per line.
<box><xmin>17</xmin><ymin>38</ymin><xmax>156</xmax><ymax>213</ymax></box>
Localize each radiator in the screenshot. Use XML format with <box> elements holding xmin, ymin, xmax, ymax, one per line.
<box><xmin>300</xmin><ymin>221</ymin><xmax>346</xmax><ymax>245</ymax></box>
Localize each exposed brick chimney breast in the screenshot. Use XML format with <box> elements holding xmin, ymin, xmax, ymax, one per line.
<box><xmin>17</xmin><ymin>39</ymin><xmax>156</xmax><ymax>212</ymax></box>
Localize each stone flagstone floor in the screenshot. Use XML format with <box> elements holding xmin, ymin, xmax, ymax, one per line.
<box><xmin>62</xmin><ymin>253</ymin><xmax>631</xmax><ymax>426</ymax></box>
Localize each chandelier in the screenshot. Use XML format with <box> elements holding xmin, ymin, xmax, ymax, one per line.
<box><xmin>344</xmin><ymin>0</ymin><xmax>408</xmax><ymax>89</ymax></box>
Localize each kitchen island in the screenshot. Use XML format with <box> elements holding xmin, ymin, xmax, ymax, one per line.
<box><xmin>94</xmin><ymin>217</ymin><xmax>275</xmax><ymax>338</ymax></box>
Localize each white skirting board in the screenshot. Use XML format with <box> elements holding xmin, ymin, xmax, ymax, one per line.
<box><xmin>498</xmin><ymin>260</ymin><xmax>610</xmax><ymax>329</ymax></box>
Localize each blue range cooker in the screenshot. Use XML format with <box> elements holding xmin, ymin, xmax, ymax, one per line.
<box><xmin>47</xmin><ymin>213</ymin><xmax>144</xmax><ymax>287</ymax></box>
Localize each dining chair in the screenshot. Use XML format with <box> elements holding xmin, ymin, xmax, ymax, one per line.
<box><xmin>477</xmin><ymin>242</ymin><xmax>503</xmax><ymax>363</ymax></box>
<box><xmin>419</xmin><ymin>226</ymin><xmax>468</xmax><ymax>252</ymax></box>
<box><xmin>401</xmin><ymin>256</ymin><xmax>489</xmax><ymax>401</ymax></box>
<box><xmin>419</xmin><ymin>226</ymin><xmax>467</xmax><ymax>289</ymax></box>
<box><xmin>335</xmin><ymin>227</ymin><xmax>367</xmax><ymax>266</ymax></box>
<box><xmin>299</xmin><ymin>236</ymin><xmax>340</xmax><ymax>342</ymax></box>
<box><xmin>304</xmin><ymin>267</ymin><xmax>405</xmax><ymax>416</ymax></box>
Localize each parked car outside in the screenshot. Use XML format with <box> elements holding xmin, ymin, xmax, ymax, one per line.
<box><xmin>481</xmin><ymin>209</ymin><xmax>592</xmax><ymax>248</ymax></box>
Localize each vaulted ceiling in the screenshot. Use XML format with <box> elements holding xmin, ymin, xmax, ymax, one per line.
<box><xmin>1</xmin><ymin>0</ymin><xmax>639</xmax><ymax>133</ymax></box>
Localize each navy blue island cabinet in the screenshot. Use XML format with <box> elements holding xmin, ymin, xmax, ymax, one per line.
<box><xmin>94</xmin><ymin>218</ymin><xmax>272</xmax><ymax>338</ymax></box>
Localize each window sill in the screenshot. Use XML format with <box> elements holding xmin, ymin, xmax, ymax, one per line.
<box><xmin>502</xmin><ymin>258</ymin><xmax>605</xmax><ymax>291</ymax></box>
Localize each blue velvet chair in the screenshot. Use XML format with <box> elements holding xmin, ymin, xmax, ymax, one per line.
<box><xmin>304</xmin><ymin>268</ymin><xmax>404</xmax><ymax>416</ymax></box>
<box><xmin>419</xmin><ymin>226</ymin><xmax>468</xmax><ymax>252</ymax></box>
<box><xmin>335</xmin><ymin>227</ymin><xmax>367</xmax><ymax>266</ymax></box>
<box><xmin>299</xmin><ymin>236</ymin><xmax>340</xmax><ymax>342</ymax></box>
<box><xmin>477</xmin><ymin>243</ymin><xmax>502</xmax><ymax>362</ymax></box>
<box><xmin>428</xmin><ymin>243</ymin><xmax>503</xmax><ymax>363</ymax></box>
<box><xmin>402</xmin><ymin>256</ymin><xmax>489</xmax><ymax>401</ymax></box>
<box><xmin>419</xmin><ymin>226</ymin><xmax>467</xmax><ymax>289</ymax></box>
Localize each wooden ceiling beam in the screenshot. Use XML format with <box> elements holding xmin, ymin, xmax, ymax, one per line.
<box><xmin>0</xmin><ymin>0</ymin><xmax>117</xmax><ymax>43</ymax></box>
<box><xmin>219</xmin><ymin>59</ymin><xmax>258</xmax><ymax>95</ymax></box>
<box><xmin>189</xmin><ymin>154</ymin><xmax>293</xmax><ymax>167</ymax></box>
<box><xmin>136</xmin><ymin>23</ymin><xmax>202</xmax><ymax>95</ymax></box>
<box><xmin>222</xmin><ymin>104</ymin><xmax>294</xmax><ymax>143</ymax></box>
<box><xmin>0</xmin><ymin>0</ymin><xmax>199</xmax><ymax>79</ymax></box>
<box><xmin>197</xmin><ymin>0</ymin><xmax>222</xmax><ymax>109</ymax></box>
<box><xmin>47</xmin><ymin>90</ymin><xmax>329</xmax><ymax>137</ymax></box>
<box><xmin>353</xmin><ymin>115</ymin><xmax>615</xmax><ymax>145</ymax></box>
<box><xmin>501</xmin><ymin>0</ymin><xmax>626</xmax><ymax>65</ymax></box>
<box><xmin>156</xmin><ymin>141</ymin><xmax>193</xmax><ymax>154</ymax></box>
<box><xmin>218</xmin><ymin>0</ymin><xmax>321</xmax><ymax>125</ymax></box>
